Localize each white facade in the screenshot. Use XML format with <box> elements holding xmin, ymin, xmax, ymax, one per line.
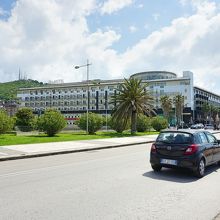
<box><xmin>131</xmin><ymin>71</ymin><xmax>194</xmax><ymax>110</ymax></box>
<box><xmin>17</xmin><ymin>71</ymin><xmax>195</xmax><ymax>124</ymax></box>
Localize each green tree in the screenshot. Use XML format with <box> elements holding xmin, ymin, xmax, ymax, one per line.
<box><xmin>37</xmin><ymin>109</ymin><xmax>66</xmax><ymax>136</ymax></box>
<box><xmin>173</xmin><ymin>95</ymin><xmax>184</xmax><ymax>127</ymax></box>
<box><xmin>136</xmin><ymin>114</ymin><xmax>151</xmax><ymax>132</ymax></box>
<box><xmin>0</xmin><ymin>110</ymin><xmax>14</xmax><ymax>134</ymax></box>
<box><xmin>160</xmin><ymin>95</ymin><xmax>172</xmax><ymax>122</ymax></box>
<box><xmin>111</xmin><ymin>78</ymin><xmax>155</xmax><ymax>135</ymax></box>
<box><xmin>210</xmin><ymin>104</ymin><xmax>218</xmax><ymax>124</ymax></box>
<box><xmin>77</xmin><ymin>113</ymin><xmax>103</xmax><ymax>134</ymax></box>
<box><xmin>15</xmin><ymin>108</ymin><xmax>36</xmax><ymax>131</ymax></box>
<box><xmin>0</xmin><ymin>79</ymin><xmax>45</xmax><ymax>101</ymax></box>
<box><xmin>201</xmin><ymin>102</ymin><xmax>210</xmax><ymax>123</ymax></box>
<box><xmin>151</xmin><ymin>116</ymin><xmax>168</xmax><ymax>132</ymax></box>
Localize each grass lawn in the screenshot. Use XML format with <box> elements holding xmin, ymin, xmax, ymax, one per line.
<box><xmin>0</xmin><ymin>131</ymin><xmax>158</xmax><ymax>146</ymax></box>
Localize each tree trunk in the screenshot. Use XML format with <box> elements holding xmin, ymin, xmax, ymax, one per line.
<box><xmin>131</xmin><ymin>111</ymin><xmax>137</xmax><ymax>135</ymax></box>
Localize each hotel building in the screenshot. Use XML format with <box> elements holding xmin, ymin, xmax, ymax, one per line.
<box><xmin>17</xmin><ymin>71</ymin><xmax>220</xmax><ymax>125</ymax></box>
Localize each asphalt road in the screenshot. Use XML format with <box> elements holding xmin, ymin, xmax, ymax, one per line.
<box><xmin>1</xmin><ymin>143</ymin><xmax>220</xmax><ymax>220</ymax></box>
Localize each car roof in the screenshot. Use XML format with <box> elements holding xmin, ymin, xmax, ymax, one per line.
<box><xmin>160</xmin><ymin>129</ymin><xmax>210</xmax><ymax>135</ymax></box>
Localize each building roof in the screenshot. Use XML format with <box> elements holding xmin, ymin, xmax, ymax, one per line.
<box><xmin>194</xmin><ymin>86</ymin><xmax>220</xmax><ymax>98</ymax></box>
<box><xmin>18</xmin><ymin>79</ymin><xmax>124</xmax><ymax>91</ymax></box>
<box><xmin>131</xmin><ymin>71</ymin><xmax>177</xmax><ymax>80</ymax></box>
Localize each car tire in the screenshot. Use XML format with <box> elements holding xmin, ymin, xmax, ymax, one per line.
<box><xmin>194</xmin><ymin>158</ymin><xmax>205</xmax><ymax>178</ymax></box>
<box><xmin>151</xmin><ymin>164</ymin><xmax>162</xmax><ymax>172</ymax></box>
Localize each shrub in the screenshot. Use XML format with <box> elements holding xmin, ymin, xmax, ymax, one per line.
<box><xmin>136</xmin><ymin>114</ymin><xmax>151</xmax><ymax>132</ymax></box>
<box><xmin>108</xmin><ymin>116</ymin><xmax>130</xmax><ymax>133</ymax></box>
<box><xmin>15</xmin><ymin>108</ymin><xmax>36</xmax><ymax>131</ymax></box>
<box><xmin>77</xmin><ymin>113</ymin><xmax>103</xmax><ymax>134</ymax></box>
<box><xmin>151</xmin><ymin>116</ymin><xmax>168</xmax><ymax>132</ymax></box>
<box><xmin>0</xmin><ymin>110</ymin><xmax>14</xmax><ymax>134</ymax></box>
<box><xmin>37</xmin><ymin>109</ymin><xmax>66</xmax><ymax>136</ymax></box>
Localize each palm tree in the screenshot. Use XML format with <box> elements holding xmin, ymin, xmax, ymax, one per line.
<box><xmin>173</xmin><ymin>94</ymin><xmax>184</xmax><ymax>127</ymax></box>
<box><xmin>160</xmin><ymin>95</ymin><xmax>172</xmax><ymax>122</ymax></box>
<box><xmin>111</xmin><ymin>78</ymin><xmax>155</xmax><ymax>134</ymax></box>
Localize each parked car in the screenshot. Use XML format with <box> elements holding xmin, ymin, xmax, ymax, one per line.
<box><xmin>204</xmin><ymin>124</ymin><xmax>214</xmax><ymax>130</ymax></box>
<box><xmin>150</xmin><ymin>130</ymin><xmax>220</xmax><ymax>177</ymax></box>
<box><xmin>177</xmin><ymin>123</ymin><xmax>189</xmax><ymax>129</ymax></box>
<box><xmin>190</xmin><ymin>123</ymin><xmax>204</xmax><ymax>129</ymax></box>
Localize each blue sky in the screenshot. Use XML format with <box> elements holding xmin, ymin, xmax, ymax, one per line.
<box><xmin>0</xmin><ymin>0</ymin><xmax>220</xmax><ymax>93</ymax></box>
<box><xmin>88</xmin><ymin>0</ymin><xmax>194</xmax><ymax>52</ymax></box>
<box><xmin>0</xmin><ymin>0</ymin><xmax>14</xmax><ymax>10</ymax></box>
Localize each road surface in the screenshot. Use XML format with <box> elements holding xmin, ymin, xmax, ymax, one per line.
<box><xmin>1</xmin><ymin>143</ymin><xmax>220</xmax><ymax>220</ymax></box>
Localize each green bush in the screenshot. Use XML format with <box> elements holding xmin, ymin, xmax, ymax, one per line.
<box><xmin>151</xmin><ymin>117</ymin><xmax>168</xmax><ymax>132</ymax></box>
<box><xmin>15</xmin><ymin>108</ymin><xmax>36</xmax><ymax>131</ymax></box>
<box><xmin>108</xmin><ymin>116</ymin><xmax>130</xmax><ymax>133</ymax></box>
<box><xmin>0</xmin><ymin>110</ymin><xmax>14</xmax><ymax>134</ymax></box>
<box><xmin>37</xmin><ymin>109</ymin><xmax>66</xmax><ymax>136</ymax></box>
<box><xmin>77</xmin><ymin>113</ymin><xmax>103</xmax><ymax>134</ymax></box>
<box><xmin>136</xmin><ymin>114</ymin><xmax>151</xmax><ymax>132</ymax></box>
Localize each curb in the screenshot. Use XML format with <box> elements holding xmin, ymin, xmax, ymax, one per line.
<box><xmin>0</xmin><ymin>140</ymin><xmax>154</xmax><ymax>162</ymax></box>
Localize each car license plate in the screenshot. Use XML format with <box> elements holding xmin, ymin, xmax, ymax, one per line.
<box><xmin>160</xmin><ymin>159</ymin><xmax>177</xmax><ymax>165</ymax></box>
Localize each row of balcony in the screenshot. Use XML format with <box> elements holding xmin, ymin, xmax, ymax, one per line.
<box><xmin>23</xmin><ymin>101</ymin><xmax>112</xmax><ymax>106</ymax></box>
<box><xmin>23</xmin><ymin>95</ymin><xmax>114</xmax><ymax>101</ymax></box>
<box><xmin>32</xmin><ymin>106</ymin><xmax>112</xmax><ymax>111</ymax></box>
<box><xmin>24</xmin><ymin>102</ymin><xmax>114</xmax><ymax>108</ymax></box>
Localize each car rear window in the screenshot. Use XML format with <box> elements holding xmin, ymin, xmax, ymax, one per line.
<box><xmin>157</xmin><ymin>132</ymin><xmax>193</xmax><ymax>144</ymax></box>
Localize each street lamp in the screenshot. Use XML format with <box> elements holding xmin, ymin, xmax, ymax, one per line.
<box><xmin>75</xmin><ymin>60</ymin><xmax>92</xmax><ymax>134</ymax></box>
<box><xmin>105</xmin><ymin>94</ymin><xmax>108</xmax><ymax>132</ymax></box>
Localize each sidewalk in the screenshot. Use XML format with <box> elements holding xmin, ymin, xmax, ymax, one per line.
<box><xmin>1</xmin><ymin>130</ymin><xmax>220</xmax><ymax>162</ymax></box>
<box><xmin>0</xmin><ymin>134</ymin><xmax>157</xmax><ymax>161</ymax></box>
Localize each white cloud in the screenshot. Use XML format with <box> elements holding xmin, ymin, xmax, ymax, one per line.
<box><xmin>0</xmin><ymin>7</ymin><xmax>9</xmax><ymax>17</ymax></box>
<box><xmin>100</xmin><ymin>0</ymin><xmax>134</xmax><ymax>15</ymax></box>
<box><xmin>129</xmin><ymin>25</ymin><xmax>137</xmax><ymax>33</ymax></box>
<box><xmin>117</xmin><ymin>1</ymin><xmax>220</xmax><ymax>93</ymax></box>
<box><xmin>152</xmin><ymin>13</ymin><xmax>160</xmax><ymax>21</ymax></box>
<box><xmin>1</xmin><ymin>0</ymin><xmax>220</xmax><ymax>95</ymax></box>
<box><xmin>179</xmin><ymin>0</ymin><xmax>217</xmax><ymax>12</ymax></box>
<box><xmin>137</xmin><ymin>4</ymin><xmax>144</xmax><ymax>9</ymax></box>
<box><xmin>0</xmin><ymin>7</ymin><xmax>4</xmax><ymax>16</ymax></box>
<box><xmin>0</xmin><ymin>0</ymin><xmax>121</xmax><ymax>82</ymax></box>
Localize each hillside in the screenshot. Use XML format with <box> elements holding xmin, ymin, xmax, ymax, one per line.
<box><xmin>0</xmin><ymin>79</ymin><xmax>45</xmax><ymax>101</ymax></box>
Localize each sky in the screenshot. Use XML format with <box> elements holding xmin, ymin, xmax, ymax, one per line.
<box><xmin>0</xmin><ymin>0</ymin><xmax>220</xmax><ymax>93</ymax></box>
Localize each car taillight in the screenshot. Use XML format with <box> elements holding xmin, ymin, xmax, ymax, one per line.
<box><xmin>151</xmin><ymin>143</ymin><xmax>156</xmax><ymax>153</ymax></box>
<box><xmin>184</xmin><ymin>144</ymin><xmax>198</xmax><ymax>155</ymax></box>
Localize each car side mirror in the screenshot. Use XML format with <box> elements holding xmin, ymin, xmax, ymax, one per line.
<box><xmin>217</xmin><ymin>140</ymin><xmax>220</xmax><ymax>145</ymax></box>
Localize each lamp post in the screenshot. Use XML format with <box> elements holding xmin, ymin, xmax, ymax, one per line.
<box><xmin>105</xmin><ymin>97</ymin><xmax>108</xmax><ymax>132</ymax></box>
<box><xmin>75</xmin><ymin>60</ymin><xmax>92</xmax><ymax>134</ymax></box>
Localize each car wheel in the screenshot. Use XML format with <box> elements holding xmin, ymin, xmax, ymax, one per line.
<box><xmin>151</xmin><ymin>164</ymin><xmax>162</xmax><ymax>172</ymax></box>
<box><xmin>194</xmin><ymin>158</ymin><xmax>205</xmax><ymax>178</ymax></box>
